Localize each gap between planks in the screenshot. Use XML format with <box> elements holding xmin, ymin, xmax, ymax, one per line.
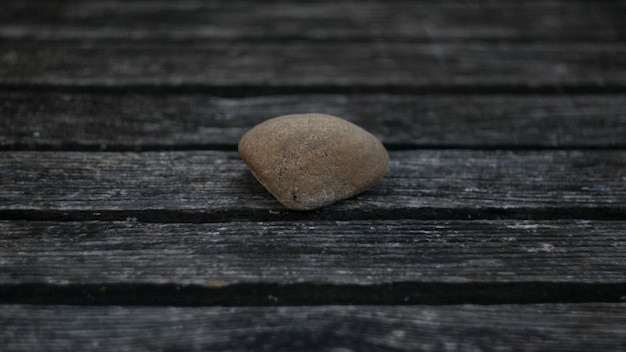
<box><xmin>1</xmin><ymin>282</ymin><xmax>625</xmax><ymax>307</ymax></box>
<box><xmin>4</xmin><ymin>83</ymin><xmax>626</xmax><ymax>96</ymax></box>
<box><xmin>1</xmin><ymin>207</ymin><xmax>626</xmax><ymax>223</ymax></box>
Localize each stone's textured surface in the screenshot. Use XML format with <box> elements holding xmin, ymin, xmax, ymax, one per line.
<box><xmin>238</xmin><ymin>113</ymin><xmax>388</xmax><ymax>211</ymax></box>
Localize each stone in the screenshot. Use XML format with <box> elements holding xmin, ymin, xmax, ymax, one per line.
<box><xmin>238</xmin><ymin>113</ymin><xmax>388</xmax><ymax>211</ymax></box>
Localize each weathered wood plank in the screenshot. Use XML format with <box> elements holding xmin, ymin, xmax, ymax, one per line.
<box><xmin>2</xmin><ymin>304</ymin><xmax>626</xmax><ymax>351</ymax></box>
<box><xmin>2</xmin><ymin>92</ymin><xmax>625</xmax><ymax>149</ymax></box>
<box><xmin>0</xmin><ymin>151</ymin><xmax>624</xmax><ymax>216</ymax></box>
<box><xmin>2</xmin><ymin>41</ymin><xmax>626</xmax><ymax>88</ymax></box>
<box><xmin>1</xmin><ymin>220</ymin><xmax>624</xmax><ymax>285</ymax></box>
<box><xmin>1</xmin><ymin>0</ymin><xmax>624</xmax><ymax>41</ymax></box>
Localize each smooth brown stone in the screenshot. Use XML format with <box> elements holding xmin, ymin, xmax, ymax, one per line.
<box><xmin>238</xmin><ymin>113</ymin><xmax>388</xmax><ymax>211</ymax></box>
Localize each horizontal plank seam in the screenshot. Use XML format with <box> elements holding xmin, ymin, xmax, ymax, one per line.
<box><xmin>3</xmin><ymin>35</ymin><xmax>626</xmax><ymax>44</ymax></box>
<box><xmin>1</xmin><ymin>282</ymin><xmax>625</xmax><ymax>307</ymax></box>
<box><xmin>1</xmin><ymin>208</ymin><xmax>625</xmax><ymax>223</ymax></box>
<box><xmin>3</xmin><ymin>84</ymin><xmax>626</xmax><ymax>96</ymax></box>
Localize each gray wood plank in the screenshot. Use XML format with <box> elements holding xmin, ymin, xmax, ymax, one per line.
<box><xmin>1</xmin><ymin>0</ymin><xmax>624</xmax><ymax>41</ymax></box>
<box><xmin>2</xmin><ymin>92</ymin><xmax>626</xmax><ymax>149</ymax></box>
<box><xmin>2</xmin><ymin>304</ymin><xmax>625</xmax><ymax>351</ymax></box>
<box><xmin>1</xmin><ymin>220</ymin><xmax>624</xmax><ymax>285</ymax></box>
<box><xmin>1</xmin><ymin>150</ymin><xmax>624</xmax><ymax>216</ymax></box>
<box><xmin>2</xmin><ymin>41</ymin><xmax>625</xmax><ymax>88</ymax></box>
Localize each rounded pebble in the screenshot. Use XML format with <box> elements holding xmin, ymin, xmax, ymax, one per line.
<box><xmin>238</xmin><ymin>113</ymin><xmax>388</xmax><ymax>211</ymax></box>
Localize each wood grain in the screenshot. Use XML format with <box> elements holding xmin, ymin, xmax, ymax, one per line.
<box><xmin>1</xmin><ymin>220</ymin><xmax>624</xmax><ymax>285</ymax></box>
<box><xmin>2</xmin><ymin>92</ymin><xmax>626</xmax><ymax>149</ymax></box>
<box><xmin>1</xmin><ymin>150</ymin><xmax>624</xmax><ymax>217</ymax></box>
<box><xmin>2</xmin><ymin>0</ymin><xmax>624</xmax><ymax>348</ymax></box>
<box><xmin>2</xmin><ymin>41</ymin><xmax>625</xmax><ymax>89</ymax></box>
<box><xmin>1</xmin><ymin>0</ymin><xmax>624</xmax><ymax>41</ymax></box>
<box><xmin>2</xmin><ymin>304</ymin><xmax>626</xmax><ymax>351</ymax></box>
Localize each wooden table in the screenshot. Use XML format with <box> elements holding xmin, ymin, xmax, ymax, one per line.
<box><xmin>1</xmin><ymin>1</ymin><xmax>625</xmax><ymax>350</ymax></box>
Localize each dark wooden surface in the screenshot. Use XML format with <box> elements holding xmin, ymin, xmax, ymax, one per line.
<box><xmin>4</xmin><ymin>40</ymin><xmax>626</xmax><ymax>89</ymax></box>
<box><xmin>1</xmin><ymin>0</ymin><xmax>626</xmax><ymax>351</ymax></box>
<box><xmin>3</xmin><ymin>304</ymin><xmax>626</xmax><ymax>351</ymax></box>
<box><xmin>2</xmin><ymin>220</ymin><xmax>625</xmax><ymax>286</ymax></box>
<box><xmin>2</xmin><ymin>0</ymin><xmax>625</xmax><ymax>41</ymax></box>
<box><xmin>2</xmin><ymin>92</ymin><xmax>626</xmax><ymax>149</ymax></box>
